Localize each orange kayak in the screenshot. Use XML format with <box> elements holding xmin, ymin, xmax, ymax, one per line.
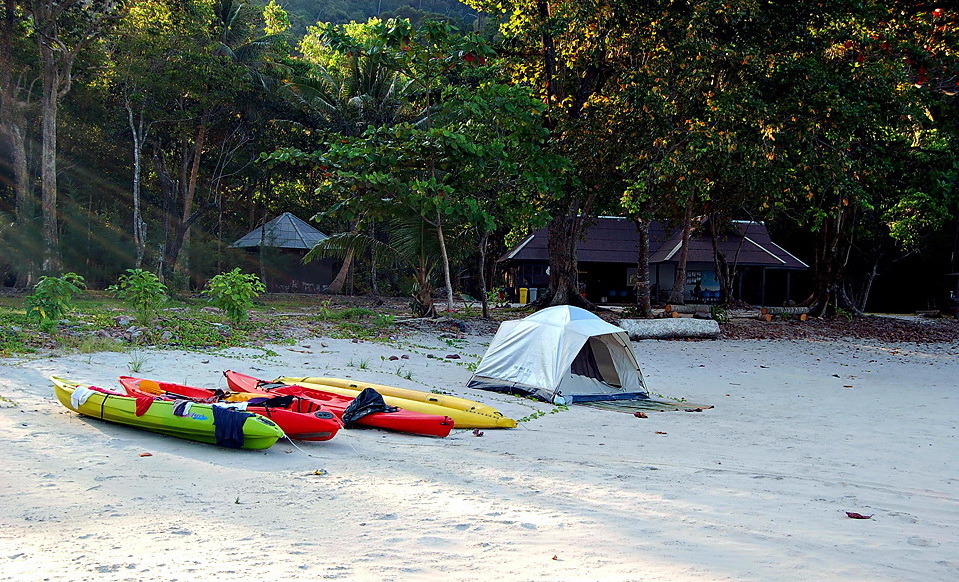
<box><xmin>224</xmin><ymin>370</ymin><xmax>454</xmax><ymax>438</ymax></box>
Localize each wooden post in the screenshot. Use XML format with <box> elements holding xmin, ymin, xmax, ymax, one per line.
<box><xmin>760</xmin><ymin>267</ymin><xmax>767</xmax><ymax>308</ymax></box>
<box><xmin>737</xmin><ymin>270</ymin><xmax>744</xmax><ymax>304</ymax></box>
<box><xmin>655</xmin><ymin>263</ymin><xmax>661</xmax><ymax>303</ymax></box>
<box><xmin>786</xmin><ymin>271</ymin><xmax>792</xmax><ymax>305</ymax></box>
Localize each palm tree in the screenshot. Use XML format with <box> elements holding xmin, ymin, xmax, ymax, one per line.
<box><xmin>281</xmin><ymin>53</ymin><xmax>422</xmax><ymax>137</ymax></box>
<box><xmin>283</xmin><ymin>51</ymin><xmax>425</xmax><ymax>294</ymax></box>
<box><xmin>212</xmin><ymin>0</ymin><xmax>290</xmax><ymax>91</ymax></box>
<box><xmin>307</xmin><ymin>216</ymin><xmax>445</xmax><ymax>317</ymax></box>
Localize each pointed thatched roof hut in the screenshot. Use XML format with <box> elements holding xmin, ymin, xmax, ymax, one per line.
<box><xmin>231</xmin><ymin>212</ymin><xmax>329</xmax><ymax>250</ymax></box>
<box><xmin>230</xmin><ymin>213</ymin><xmax>336</xmax><ymax>293</ymax></box>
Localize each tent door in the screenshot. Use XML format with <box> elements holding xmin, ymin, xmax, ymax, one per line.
<box><xmin>570</xmin><ymin>337</ymin><xmax>623</xmax><ymax>387</ymax></box>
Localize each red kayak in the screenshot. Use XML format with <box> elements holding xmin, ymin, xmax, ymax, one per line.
<box><xmin>224</xmin><ymin>370</ymin><xmax>454</xmax><ymax>438</ymax></box>
<box><xmin>119</xmin><ymin>376</ymin><xmax>342</xmax><ymax>442</ymax></box>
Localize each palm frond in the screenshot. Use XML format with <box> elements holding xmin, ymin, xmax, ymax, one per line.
<box><xmin>387</xmin><ymin>216</ymin><xmax>442</xmax><ymax>263</ymax></box>
<box><xmin>306</xmin><ymin>232</ymin><xmax>400</xmax><ymax>264</ymax></box>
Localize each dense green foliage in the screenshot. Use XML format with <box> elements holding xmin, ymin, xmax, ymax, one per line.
<box><xmin>107</xmin><ymin>268</ymin><xmax>169</xmax><ymax>324</ymax></box>
<box><xmin>1</xmin><ymin>1</ymin><xmax>957</xmax><ymax>316</ymax></box>
<box><xmin>202</xmin><ymin>267</ymin><xmax>267</xmax><ymax>322</ymax></box>
<box><xmin>25</xmin><ymin>273</ymin><xmax>86</xmax><ymax>330</ymax></box>
<box><xmin>282</xmin><ymin>0</ymin><xmax>478</xmax><ymax>33</ymax></box>
<box><xmin>463</xmin><ymin>0</ymin><xmax>959</xmax><ymax>315</ymax></box>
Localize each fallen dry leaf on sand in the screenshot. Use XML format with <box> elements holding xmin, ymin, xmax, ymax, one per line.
<box><xmin>845</xmin><ymin>512</ymin><xmax>873</xmax><ymax>519</ymax></box>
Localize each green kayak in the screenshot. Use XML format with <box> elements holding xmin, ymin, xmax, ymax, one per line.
<box><xmin>51</xmin><ymin>377</ymin><xmax>284</xmax><ymax>450</ymax></box>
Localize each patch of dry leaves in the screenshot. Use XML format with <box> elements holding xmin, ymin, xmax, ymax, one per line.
<box><xmin>254</xmin><ymin>294</ymin><xmax>959</xmax><ymax>344</ymax></box>
<box><xmin>720</xmin><ymin>315</ymin><xmax>959</xmax><ymax>343</ymax></box>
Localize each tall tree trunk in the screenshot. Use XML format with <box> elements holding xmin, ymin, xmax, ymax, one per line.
<box><xmin>435</xmin><ymin>212</ymin><xmax>455</xmax><ymax>313</ymax></box>
<box><xmin>668</xmin><ymin>204</ymin><xmax>694</xmax><ymax>305</ymax></box>
<box><xmin>806</xmin><ymin>207</ymin><xmax>861</xmax><ymax>317</ymax></box>
<box><xmin>478</xmin><ymin>229</ymin><xmax>489</xmax><ymax>318</ymax></box>
<box><xmin>175</xmin><ymin>119</ymin><xmax>207</xmax><ymax>281</ymax></box>
<box><xmin>535</xmin><ymin>0</ymin><xmax>582</xmax><ymax>310</ymax></box>
<box><xmin>10</xmin><ymin>123</ymin><xmax>30</xmax><ymax>221</ymax></box>
<box><xmin>544</xmin><ymin>212</ymin><xmax>590</xmax><ymax>308</ymax></box>
<box><xmin>632</xmin><ymin>218</ymin><xmax>653</xmax><ymax>317</ymax></box>
<box><xmin>707</xmin><ymin>214</ymin><xmax>732</xmax><ymax>306</ymax></box>
<box><xmin>38</xmin><ymin>43</ymin><xmax>60</xmax><ymax>273</ymax></box>
<box><xmin>412</xmin><ymin>251</ymin><xmax>435</xmax><ymax>318</ymax></box>
<box><xmin>258</xmin><ymin>210</ymin><xmax>268</xmax><ymax>291</ymax></box>
<box><xmin>328</xmin><ymin>215</ymin><xmax>360</xmax><ymax>294</ymax></box>
<box><xmin>857</xmin><ymin>259</ymin><xmax>879</xmax><ymax>313</ymax></box>
<box><xmin>327</xmin><ymin>250</ymin><xmax>353</xmax><ymax>294</ymax></box>
<box><xmin>125</xmin><ymin>98</ymin><xmax>148</xmax><ymax>268</ymax></box>
<box><xmin>4</xmin><ymin>118</ymin><xmax>34</xmax><ymax>287</ymax></box>
<box><xmin>0</xmin><ymin>27</ymin><xmax>34</xmax><ymax>287</ymax></box>
<box><xmin>154</xmin><ymin>149</ymin><xmax>175</xmax><ymax>281</ymax></box>
<box><xmin>156</xmin><ymin>121</ymin><xmax>208</xmax><ymax>285</ymax></box>
<box><xmin>536</xmin><ymin>0</ymin><xmax>559</xmax><ymax>131</ymax></box>
<box><xmin>26</xmin><ymin>0</ymin><xmax>116</xmax><ymax>274</ymax></box>
<box><xmin>1</xmin><ymin>0</ymin><xmax>33</xmax><ymax>283</ymax></box>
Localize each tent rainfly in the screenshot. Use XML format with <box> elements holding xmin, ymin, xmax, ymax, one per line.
<box><xmin>468</xmin><ymin>306</ymin><xmax>648</xmax><ymax>404</ymax></box>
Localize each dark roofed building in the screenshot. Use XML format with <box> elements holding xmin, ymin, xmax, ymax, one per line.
<box><xmin>505</xmin><ymin>218</ymin><xmax>669</xmax><ymax>264</ymax></box>
<box><xmin>649</xmin><ymin>220</ymin><xmax>807</xmax><ymax>268</ymax></box>
<box><xmin>499</xmin><ymin>217</ymin><xmax>809</xmax><ymax>306</ymax></box>
<box><xmin>231</xmin><ymin>212</ymin><xmax>329</xmax><ymax>250</ymax></box>
<box><xmin>230</xmin><ymin>213</ymin><xmax>338</xmax><ymax>293</ymax></box>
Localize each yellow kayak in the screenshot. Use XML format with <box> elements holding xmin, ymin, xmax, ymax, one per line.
<box><xmin>278</xmin><ymin>377</ymin><xmax>517</xmax><ymax>429</ymax></box>
<box><xmin>282</xmin><ymin>376</ymin><xmax>503</xmax><ymax>416</ymax></box>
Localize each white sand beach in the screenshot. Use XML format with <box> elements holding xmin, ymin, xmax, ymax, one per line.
<box><xmin>1</xmin><ymin>332</ymin><xmax>957</xmax><ymax>581</ymax></box>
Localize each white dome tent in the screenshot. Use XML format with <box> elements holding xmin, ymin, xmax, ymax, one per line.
<box><xmin>468</xmin><ymin>306</ymin><xmax>649</xmax><ymax>404</ymax></box>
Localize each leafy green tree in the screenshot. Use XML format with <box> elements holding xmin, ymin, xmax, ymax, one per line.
<box><xmin>203</xmin><ymin>267</ymin><xmax>265</xmax><ymax>323</ymax></box>
<box><xmin>753</xmin><ymin>3</ymin><xmax>955</xmax><ymax>316</ymax></box>
<box><xmin>128</xmin><ymin>0</ymin><xmax>291</xmax><ymax>287</ymax></box>
<box><xmin>270</xmin><ymin>18</ymin><xmax>497</xmax><ymax>314</ymax></box>
<box><xmin>263</xmin><ymin>0</ymin><xmax>290</xmax><ymax>36</ymax></box>
<box><xmin>104</xmin><ymin>0</ymin><xmax>194</xmax><ymax>269</ymax></box>
<box><xmin>319</xmin><ymin>18</ymin><xmax>492</xmax><ymax>313</ymax></box>
<box><xmin>27</xmin><ymin>0</ymin><xmax>122</xmax><ymax>273</ymax></box>
<box><xmin>469</xmin><ymin>0</ymin><xmax>957</xmax><ymax>317</ymax></box>
<box><xmin>0</xmin><ymin>0</ymin><xmax>38</xmax><ymax>287</ymax></box>
<box><xmin>25</xmin><ymin>272</ymin><xmax>85</xmax><ymax>330</ymax></box>
<box><xmin>279</xmin><ymin>18</ymin><xmax>426</xmax><ymax>294</ymax></box>
<box><xmin>464</xmin><ymin>0</ymin><xmax>648</xmax><ymax>308</ymax></box>
<box><xmin>286</xmin><ymin>19</ymin><xmax>422</xmax><ymax>137</ymax></box>
<box><xmin>439</xmin><ymin>82</ymin><xmax>565</xmax><ymax>316</ymax></box>
<box><xmin>108</xmin><ymin>268</ymin><xmax>168</xmax><ymax>325</ymax></box>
